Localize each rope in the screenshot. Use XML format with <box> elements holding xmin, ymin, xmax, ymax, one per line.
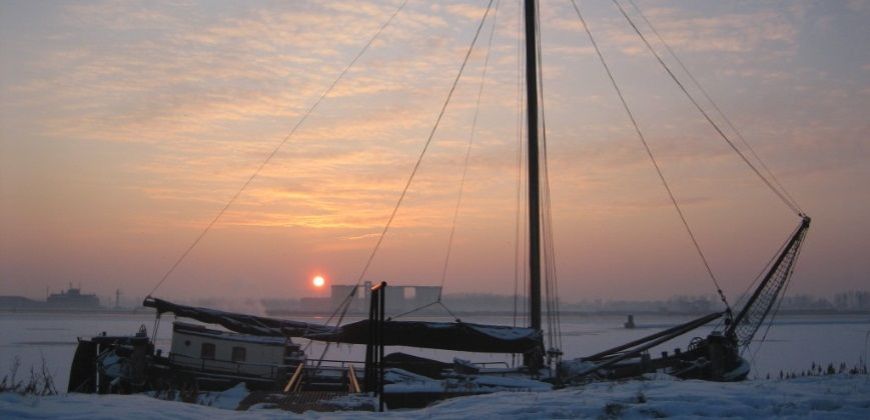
<box><xmin>145</xmin><ymin>0</ymin><xmax>409</xmax><ymax>298</ymax></box>
<box><xmin>389</xmin><ymin>301</ymin><xmax>461</xmax><ymax>322</ymax></box>
<box><xmin>625</xmin><ymin>0</ymin><xmax>803</xmax><ymax>215</ymax></box>
<box><xmin>535</xmin><ymin>0</ymin><xmax>562</xmax><ymax>352</ymax></box>
<box><xmin>748</xmin><ymin>233</ymin><xmax>807</xmax><ymax>361</ymax></box>
<box><xmin>321</xmin><ymin>0</ymin><xmax>498</xmax><ymax>330</ymax></box>
<box><xmin>748</xmin><ymin>267</ymin><xmax>790</xmax><ymax>361</ymax></box>
<box><xmin>514</xmin><ymin>0</ymin><xmax>529</xmax><ymax>330</ymax></box>
<box><xmin>512</xmin><ymin>5</ymin><xmax>526</xmax><ymax>365</ymax></box>
<box><xmin>735</xmin><ymin>227</ymin><xmax>794</xmax><ymax>311</ymax></box>
<box><xmin>391</xmin><ymin>0</ymin><xmax>502</xmax><ymax>321</ymax></box>
<box><xmin>389</xmin><ymin>301</ymin><xmax>439</xmax><ymax>320</ymax></box>
<box><xmin>536</xmin><ymin>0</ymin><xmax>553</xmax><ymax>350</ymax></box>
<box><xmin>610</xmin><ymin>0</ymin><xmax>802</xmax><ymax>217</ymax></box>
<box><xmin>571</xmin><ymin>0</ymin><xmax>731</xmax><ymax>311</ymax></box>
<box><xmin>310</xmin><ymin>0</ymin><xmax>497</xmax><ymax>361</ymax></box>
<box><xmin>713</xmin><ymin>240</ymin><xmax>783</xmax><ymax>332</ymax></box>
<box><xmin>438</xmin><ymin>0</ymin><xmax>500</xmax><ymax>300</ymax></box>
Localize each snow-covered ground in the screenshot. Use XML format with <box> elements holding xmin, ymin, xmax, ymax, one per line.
<box><xmin>2</xmin><ymin>312</ymin><xmax>868</xmax><ymax>418</ymax></box>
<box><xmin>1</xmin><ymin>375</ymin><xmax>868</xmax><ymax>419</ymax></box>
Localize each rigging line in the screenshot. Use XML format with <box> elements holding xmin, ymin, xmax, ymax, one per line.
<box><xmin>535</xmin><ymin>0</ymin><xmax>562</xmax><ymax>349</ymax></box>
<box><xmin>747</xmin><ymin>247</ymin><xmax>801</xmax><ymax>362</ymax></box>
<box><xmin>538</xmin><ymin>62</ymin><xmax>562</xmax><ymax>348</ymax></box>
<box><xmin>513</xmin><ymin>0</ymin><xmax>525</xmax><ymax>331</ymax></box>
<box><xmin>715</xmin><ymin>189</ymin><xmax>803</xmax><ymax>333</ymax></box>
<box><xmin>748</xmin><ymin>269</ymin><xmax>790</xmax><ymax>361</ymax></box>
<box><xmin>521</xmin><ymin>205</ymin><xmax>529</xmax><ymax>326</ymax></box>
<box><xmin>748</xmin><ymin>234</ymin><xmax>806</xmax><ymax>361</ymax></box>
<box><xmin>312</xmin><ymin>275</ymin><xmax>365</xmax><ymax>365</ymax></box>
<box><xmin>541</xmin><ymin>43</ymin><xmax>562</xmax><ymax>351</ymax></box>
<box><xmin>145</xmin><ymin>0</ymin><xmax>409</xmax><ymax>298</ymax></box>
<box><xmin>625</xmin><ymin>0</ymin><xmax>803</xmax><ymax>214</ymax></box>
<box><xmin>610</xmin><ymin>0</ymin><xmax>801</xmax><ymax>217</ymax></box>
<box><xmin>389</xmin><ymin>301</ymin><xmax>439</xmax><ymax>320</ymax></box>
<box><xmin>531</xmin><ymin>0</ymin><xmax>552</xmax><ymax>346</ymax></box>
<box><xmin>537</xmin><ymin>82</ymin><xmax>558</xmax><ymax>337</ymax></box>
<box><xmin>518</xmin><ymin>5</ymin><xmax>530</xmax><ymax>332</ymax></box>
<box><xmin>515</xmin><ymin>1</ymin><xmax>530</xmax><ymax>329</ymax></box>
<box><xmin>570</xmin><ymin>0</ymin><xmax>731</xmax><ymax>311</ymax></box>
<box><xmin>714</xmin><ymin>220</ymin><xmax>799</xmax><ymax>331</ymax></box>
<box><xmin>436</xmin><ymin>301</ymin><xmax>463</xmax><ymax>323</ymax></box>
<box><xmin>512</xmin><ymin>5</ymin><xmax>525</xmax><ymax>367</ymax></box>
<box><xmin>436</xmin><ymin>301</ymin><xmax>462</xmax><ymax>322</ymax></box>
<box><xmin>736</xmin><ymin>229</ymin><xmax>793</xmax><ymax>309</ymax></box>
<box><xmin>321</xmin><ymin>0</ymin><xmax>498</xmax><ymax>330</ymax></box>
<box><xmin>439</xmin><ymin>0</ymin><xmax>501</xmax><ymax>301</ymax></box>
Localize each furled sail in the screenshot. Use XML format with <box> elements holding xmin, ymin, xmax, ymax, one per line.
<box><xmin>306</xmin><ymin>319</ymin><xmax>542</xmax><ymax>354</ymax></box>
<box><xmin>143</xmin><ymin>297</ymin><xmax>542</xmax><ymax>354</ymax></box>
<box><xmin>143</xmin><ymin>297</ymin><xmax>336</xmax><ymax>337</ymax></box>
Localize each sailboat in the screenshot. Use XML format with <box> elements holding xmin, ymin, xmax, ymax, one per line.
<box><xmin>68</xmin><ymin>0</ymin><xmax>811</xmax><ymax>409</ymax></box>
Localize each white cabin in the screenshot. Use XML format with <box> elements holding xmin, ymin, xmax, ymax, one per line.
<box><xmin>169</xmin><ymin>321</ymin><xmax>305</xmax><ymax>379</ymax></box>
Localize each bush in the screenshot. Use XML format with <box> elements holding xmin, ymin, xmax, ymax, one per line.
<box><xmin>0</xmin><ymin>357</ymin><xmax>58</xmax><ymax>396</ymax></box>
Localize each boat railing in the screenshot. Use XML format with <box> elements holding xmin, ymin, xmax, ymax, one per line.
<box><xmin>168</xmin><ymin>353</ymin><xmax>299</xmax><ymax>380</ymax></box>
<box><xmin>303</xmin><ymin>358</ymin><xmax>365</xmax><ymax>369</ymax></box>
<box><xmin>301</xmin><ymin>357</ymin><xmax>508</xmax><ymax>370</ymax></box>
<box><xmin>473</xmin><ymin>361</ymin><xmax>510</xmax><ymax>368</ymax></box>
<box><xmin>299</xmin><ymin>359</ymin><xmax>368</xmax><ymax>385</ymax></box>
<box><xmin>170</xmin><ymin>352</ymin><xmax>508</xmax><ymax>381</ymax></box>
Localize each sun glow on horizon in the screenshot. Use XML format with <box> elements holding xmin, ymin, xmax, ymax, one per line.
<box><xmin>312</xmin><ymin>275</ymin><xmax>325</xmax><ymax>288</ymax></box>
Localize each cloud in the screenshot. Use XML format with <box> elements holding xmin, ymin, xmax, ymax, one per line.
<box><xmin>2</xmin><ymin>0</ymin><xmax>868</xmax><ymax>300</ymax></box>
<box><xmin>549</xmin><ymin>3</ymin><xmax>798</xmax><ymax>57</ymax></box>
<box><xmin>443</xmin><ymin>3</ymin><xmax>489</xmax><ymax>21</ymax></box>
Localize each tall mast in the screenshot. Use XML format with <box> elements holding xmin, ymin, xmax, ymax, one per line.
<box><xmin>524</xmin><ymin>0</ymin><xmax>542</xmax><ymax>333</ymax></box>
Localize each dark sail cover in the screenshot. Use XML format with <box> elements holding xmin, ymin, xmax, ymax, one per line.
<box><xmin>143</xmin><ymin>297</ymin><xmax>336</xmax><ymax>337</ymax></box>
<box><xmin>307</xmin><ymin>319</ymin><xmax>542</xmax><ymax>353</ymax></box>
<box><xmin>143</xmin><ymin>297</ymin><xmax>542</xmax><ymax>353</ymax></box>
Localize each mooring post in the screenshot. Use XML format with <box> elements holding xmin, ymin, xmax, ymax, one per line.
<box><xmin>364</xmin><ymin>291</ymin><xmax>374</xmax><ymax>392</ymax></box>
<box><xmin>365</xmin><ymin>281</ymin><xmax>387</xmax><ymax>411</ymax></box>
<box><xmin>378</xmin><ymin>282</ymin><xmax>386</xmax><ymax>412</ymax></box>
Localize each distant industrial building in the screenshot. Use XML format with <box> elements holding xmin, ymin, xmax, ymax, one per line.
<box><xmin>331</xmin><ymin>281</ymin><xmax>442</xmax><ymax>313</ymax></box>
<box><xmin>0</xmin><ymin>285</ymin><xmax>101</xmax><ymax>311</ymax></box>
<box><xmin>264</xmin><ymin>282</ymin><xmax>443</xmax><ymax>315</ymax></box>
<box><xmin>46</xmin><ymin>286</ymin><xmax>101</xmax><ymax>309</ymax></box>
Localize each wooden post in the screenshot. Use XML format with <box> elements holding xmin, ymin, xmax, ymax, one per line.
<box><xmin>364</xmin><ymin>281</ymin><xmax>387</xmax><ymax>411</ymax></box>
<box><xmin>348</xmin><ymin>365</ymin><xmax>361</xmax><ymax>393</ymax></box>
<box><xmin>283</xmin><ymin>363</ymin><xmax>305</xmax><ymax>393</ymax></box>
<box><xmin>378</xmin><ymin>283</ymin><xmax>386</xmax><ymax>412</ymax></box>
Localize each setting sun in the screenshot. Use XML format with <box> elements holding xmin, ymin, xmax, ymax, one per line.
<box><xmin>312</xmin><ymin>275</ymin><xmax>325</xmax><ymax>288</ymax></box>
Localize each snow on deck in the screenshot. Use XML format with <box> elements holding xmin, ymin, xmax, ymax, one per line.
<box><xmin>1</xmin><ymin>375</ymin><xmax>868</xmax><ymax>419</ymax></box>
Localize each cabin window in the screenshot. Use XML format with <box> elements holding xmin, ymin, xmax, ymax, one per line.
<box><xmin>231</xmin><ymin>346</ymin><xmax>246</xmax><ymax>363</ymax></box>
<box><xmin>200</xmin><ymin>343</ymin><xmax>216</xmax><ymax>360</ymax></box>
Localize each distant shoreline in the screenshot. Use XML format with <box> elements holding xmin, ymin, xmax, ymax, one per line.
<box><xmin>0</xmin><ymin>307</ymin><xmax>153</xmax><ymax>315</ymax></box>
<box><xmin>2</xmin><ymin>307</ymin><xmax>868</xmax><ymax>317</ymax></box>
<box><xmin>264</xmin><ymin>309</ymin><xmax>870</xmax><ymax>317</ymax></box>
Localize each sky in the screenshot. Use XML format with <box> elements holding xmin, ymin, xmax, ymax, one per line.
<box><xmin>1</xmin><ymin>0</ymin><xmax>868</xmax><ymax>304</ymax></box>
